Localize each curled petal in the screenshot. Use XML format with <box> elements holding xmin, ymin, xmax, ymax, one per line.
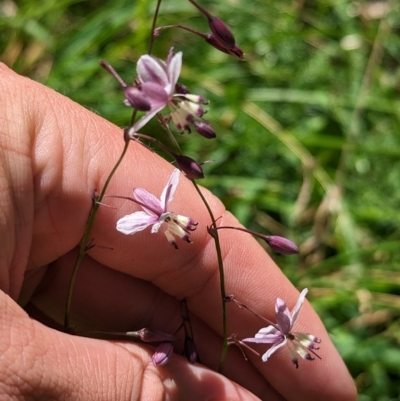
<box><xmin>261</xmin><ymin>338</ymin><xmax>287</xmax><ymax>362</ymax></box>
<box><xmin>291</xmin><ymin>288</ymin><xmax>308</xmax><ymax>325</ymax></box>
<box><xmin>129</xmin><ymin>104</ymin><xmax>165</xmax><ymax>136</ymax></box>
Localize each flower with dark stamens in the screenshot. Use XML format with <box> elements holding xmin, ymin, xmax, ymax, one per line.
<box><xmin>126</xmin><ymin>48</ymin><xmax>211</xmax><ymax>137</ymax></box>
<box><xmin>242</xmin><ymin>289</ymin><xmax>321</xmax><ymax>368</ymax></box>
<box><xmin>152</xmin><ymin>342</ymin><xmax>174</xmax><ymax>366</ymax></box>
<box><xmin>116</xmin><ymin>169</ymin><xmax>197</xmax><ymax>248</ymax></box>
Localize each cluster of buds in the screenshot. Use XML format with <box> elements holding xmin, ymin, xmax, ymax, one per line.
<box><xmin>154</xmin><ymin>0</ymin><xmax>244</xmax><ymax>60</ymax></box>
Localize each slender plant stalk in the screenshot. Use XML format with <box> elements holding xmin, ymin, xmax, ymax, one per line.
<box><xmin>64</xmin><ymin>138</ymin><xmax>130</xmax><ymax>330</ymax></box>
<box><xmin>148</xmin><ymin>0</ymin><xmax>163</xmax><ymax>55</ymax></box>
<box><xmin>191</xmin><ymin>180</ymin><xmax>228</xmax><ymax>373</ymax></box>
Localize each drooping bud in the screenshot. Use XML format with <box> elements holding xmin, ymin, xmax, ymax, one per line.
<box><xmin>152</xmin><ymin>342</ymin><xmax>174</xmax><ymax>366</ymax></box>
<box><xmin>173</xmin><ymin>154</ymin><xmax>204</xmax><ymax>179</ymax></box>
<box><xmin>123</xmin><ymin>86</ymin><xmax>151</xmax><ymax>111</ymax></box>
<box><xmin>263</xmin><ymin>235</ymin><xmax>299</xmax><ymax>255</ymax></box>
<box><xmin>194</xmin><ymin>121</ymin><xmax>216</xmax><ymax>139</ymax></box>
<box><xmin>184</xmin><ymin>336</ymin><xmax>199</xmax><ymax>364</ymax></box>
<box><xmin>208</xmin><ymin>17</ymin><xmax>236</xmax><ymax>49</ymax></box>
<box><xmin>205</xmin><ymin>34</ymin><xmax>244</xmax><ymax>60</ymax></box>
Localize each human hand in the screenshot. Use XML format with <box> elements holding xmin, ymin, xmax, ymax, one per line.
<box><xmin>0</xmin><ymin>64</ymin><xmax>356</xmax><ymax>401</ymax></box>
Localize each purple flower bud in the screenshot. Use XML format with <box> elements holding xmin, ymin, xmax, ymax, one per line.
<box><xmin>208</xmin><ymin>17</ymin><xmax>236</xmax><ymax>49</ymax></box>
<box><xmin>205</xmin><ymin>34</ymin><xmax>244</xmax><ymax>60</ymax></box>
<box><xmin>136</xmin><ymin>328</ymin><xmax>176</xmax><ymax>343</ymax></box>
<box><xmin>264</xmin><ymin>235</ymin><xmax>299</xmax><ymax>255</ymax></box>
<box><xmin>194</xmin><ymin>121</ymin><xmax>216</xmax><ymax>139</ymax></box>
<box><xmin>173</xmin><ymin>154</ymin><xmax>204</xmax><ymax>179</ymax></box>
<box><xmin>184</xmin><ymin>337</ymin><xmax>198</xmax><ymax>364</ymax></box>
<box><xmin>175</xmin><ymin>82</ymin><xmax>190</xmax><ymax>95</ymax></box>
<box><xmin>123</xmin><ymin>86</ymin><xmax>151</xmax><ymax>111</ymax></box>
<box><xmin>152</xmin><ymin>342</ymin><xmax>174</xmax><ymax>366</ymax></box>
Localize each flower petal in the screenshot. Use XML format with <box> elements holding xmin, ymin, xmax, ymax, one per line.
<box><xmin>275</xmin><ymin>297</ymin><xmax>292</xmax><ymax>334</ymax></box>
<box><xmin>261</xmin><ymin>338</ymin><xmax>287</xmax><ymax>362</ymax></box>
<box><xmin>291</xmin><ymin>288</ymin><xmax>308</xmax><ymax>326</ymax></box>
<box><xmin>137</xmin><ymin>55</ymin><xmax>169</xmax><ymax>87</ymax></box>
<box><xmin>133</xmin><ymin>188</ymin><xmax>163</xmax><ymax>215</ymax></box>
<box><xmin>243</xmin><ymin>333</ymin><xmax>283</xmax><ymax>344</ymax></box>
<box><xmin>116</xmin><ymin>211</ymin><xmax>157</xmax><ymax>234</ymax></box>
<box><xmin>129</xmin><ymin>105</ymin><xmax>165</xmax><ymax>136</ymax></box>
<box><xmin>166</xmin><ymin>51</ymin><xmax>182</xmax><ymax>95</ymax></box>
<box><xmin>256</xmin><ymin>326</ymin><xmax>277</xmax><ymax>335</ymax></box>
<box><xmin>160</xmin><ymin>169</ymin><xmax>180</xmax><ymax>212</ymax></box>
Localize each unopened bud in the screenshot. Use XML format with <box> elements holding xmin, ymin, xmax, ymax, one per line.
<box><xmin>124</xmin><ymin>86</ymin><xmax>151</xmax><ymax>111</ymax></box>
<box><xmin>264</xmin><ymin>235</ymin><xmax>299</xmax><ymax>255</ymax></box>
<box><xmin>208</xmin><ymin>17</ymin><xmax>236</xmax><ymax>49</ymax></box>
<box><xmin>205</xmin><ymin>34</ymin><xmax>244</xmax><ymax>60</ymax></box>
<box><xmin>152</xmin><ymin>342</ymin><xmax>174</xmax><ymax>366</ymax></box>
<box><xmin>173</xmin><ymin>154</ymin><xmax>204</xmax><ymax>179</ymax></box>
<box><xmin>135</xmin><ymin>328</ymin><xmax>176</xmax><ymax>343</ymax></box>
<box><xmin>175</xmin><ymin>82</ymin><xmax>190</xmax><ymax>95</ymax></box>
<box><xmin>194</xmin><ymin>122</ymin><xmax>216</xmax><ymax>139</ymax></box>
<box><xmin>184</xmin><ymin>337</ymin><xmax>199</xmax><ymax>364</ymax></box>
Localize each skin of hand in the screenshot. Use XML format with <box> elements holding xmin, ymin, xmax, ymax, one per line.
<box><xmin>0</xmin><ymin>63</ymin><xmax>357</xmax><ymax>401</ymax></box>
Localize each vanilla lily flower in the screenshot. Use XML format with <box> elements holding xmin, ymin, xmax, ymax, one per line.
<box><xmin>116</xmin><ymin>169</ymin><xmax>197</xmax><ymax>248</ymax></box>
<box><xmin>127</xmin><ymin>48</ymin><xmax>212</xmax><ymax>137</ymax></box>
<box><xmin>242</xmin><ymin>288</ymin><xmax>321</xmax><ymax>368</ymax></box>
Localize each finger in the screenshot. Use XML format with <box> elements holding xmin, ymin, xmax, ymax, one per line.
<box><xmin>0</xmin><ymin>64</ymin><xmax>356</xmax><ymax>401</ymax></box>
<box><xmin>0</xmin><ymin>289</ymin><xmax>264</xmax><ymax>401</ymax></box>
<box><xmin>26</xmin><ymin>248</ymin><xmax>284</xmax><ymax>400</ymax></box>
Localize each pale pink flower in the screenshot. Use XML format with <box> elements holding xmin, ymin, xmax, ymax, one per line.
<box><xmin>127</xmin><ymin>48</ymin><xmax>210</xmax><ymax>137</ymax></box>
<box><xmin>116</xmin><ymin>169</ymin><xmax>197</xmax><ymax>248</ymax></box>
<box><xmin>242</xmin><ymin>289</ymin><xmax>321</xmax><ymax>368</ymax></box>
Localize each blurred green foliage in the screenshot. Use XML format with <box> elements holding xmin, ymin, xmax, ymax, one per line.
<box><xmin>2</xmin><ymin>0</ymin><xmax>400</xmax><ymax>398</ymax></box>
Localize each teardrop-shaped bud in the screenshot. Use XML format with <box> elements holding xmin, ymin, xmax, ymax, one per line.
<box><xmin>194</xmin><ymin>121</ymin><xmax>216</xmax><ymax>139</ymax></box>
<box><xmin>173</xmin><ymin>154</ymin><xmax>204</xmax><ymax>179</ymax></box>
<box><xmin>184</xmin><ymin>336</ymin><xmax>199</xmax><ymax>364</ymax></box>
<box><xmin>135</xmin><ymin>328</ymin><xmax>177</xmax><ymax>343</ymax></box>
<box><xmin>124</xmin><ymin>86</ymin><xmax>151</xmax><ymax>111</ymax></box>
<box><xmin>208</xmin><ymin>17</ymin><xmax>236</xmax><ymax>49</ymax></box>
<box><xmin>152</xmin><ymin>342</ymin><xmax>174</xmax><ymax>366</ymax></box>
<box><xmin>205</xmin><ymin>34</ymin><xmax>244</xmax><ymax>60</ymax></box>
<box><xmin>264</xmin><ymin>235</ymin><xmax>299</xmax><ymax>255</ymax></box>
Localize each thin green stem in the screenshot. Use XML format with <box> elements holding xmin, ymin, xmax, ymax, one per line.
<box><xmin>191</xmin><ymin>180</ymin><xmax>228</xmax><ymax>373</ymax></box>
<box><xmin>64</xmin><ymin>138</ymin><xmax>130</xmax><ymax>330</ymax></box>
<box><xmin>148</xmin><ymin>0</ymin><xmax>163</xmax><ymax>55</ymax></box>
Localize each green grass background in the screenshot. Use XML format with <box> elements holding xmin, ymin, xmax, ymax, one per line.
<box><xmin>2</xmin><ymin>0</ymin><xmax>400</xmax><ymax>398</ymax></box>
